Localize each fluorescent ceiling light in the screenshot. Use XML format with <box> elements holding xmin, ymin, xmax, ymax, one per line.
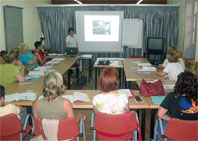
<box><xmin>136</xmin><ymin>0</ymin><xmax>143</xmax><ymax>5</ymax></box>
<box><xmin>74</xmin><ymin>0</ymin><xmax>83</xmax><ymax>5</ymax></box>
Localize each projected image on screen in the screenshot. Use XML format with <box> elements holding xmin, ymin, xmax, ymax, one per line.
<box><xmin>93</xmin><ymin>20</ymin><xmax>111</xmax><ymax>35</ymax></box>
<box><xmin>84</xmin><ymin>15</ymin><xmax>119</xmax><ymax>42</ymax></box>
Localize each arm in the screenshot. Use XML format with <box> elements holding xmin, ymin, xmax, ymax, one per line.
<box><xmin>63</xmin><ymin>99</ymin><xmax>75</xmax><ymax>118</ymax></box>
<box><xmin>157</xmin><ymin>71</ymin><xmax>167</xmax><ymax>77</ymax></box>
<box><xmin>32</xmin><ymin>100</ymin><xmax>38</xmax><ymax>117</ymax></box>
<box><xmin>16</xmin><ymin>61</ymin><xmax>25</xmax><ymax>75</ymax></box>
<box><xmin>157</xmin><ymin>106</ymin><xmax>171</xmax><ymax>121</ymax></box>
<box><xmin>28</xmin><ymin>57</ymin><xmax>38</xmax><ymax>65</ymax></box>
<box><xmin>18</xmin><ymin>106</ymin><xmax>24</xmax><ymax>113</ymax></box>
<box><xmin>66</xmin><ymin>42</ymin><xmax>69</xmax><ymax>48</ymax></box>
<box><xmin>34</xmin><ymin>52</ymin><xmax>47</xmax><ymax>65</ymax></box>
<box><xmin>15</xmin><ymin>73</ymin><xmax>25</xmax><ymax>83</ymax></box>
<box><xmin>124</xmin><ymin>103</ymin><xmax>130</xmax><ymax>113</ymax></box>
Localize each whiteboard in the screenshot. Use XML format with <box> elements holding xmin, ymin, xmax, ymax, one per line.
<box><xmin>122</xmin><ymin>19</ymin><xmax>143</xmax><ymax>49</ymax></box>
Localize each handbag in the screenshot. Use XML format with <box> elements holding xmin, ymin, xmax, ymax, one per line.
<box><xmin>139</xmin><ymin>79</ymin><xmax>165</xmax><ymax>96</ymax></box>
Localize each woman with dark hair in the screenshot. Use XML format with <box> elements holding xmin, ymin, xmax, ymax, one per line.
<box><xmin>65</xmin><ymin>27</ymin><xmax>78</xmax><ymax>48</ymax></box>
<box><xmin>155</xmin><ymin>71</ymin><xmax>198</xmax><ymax>140</ymax></box>
<box><xmin>92</xmin><ymin>67</ymin><xmax>129</xmax><ymax>114</ymax></box>
<box><xmin>34</xmin><ymin>41</ymin><xmax>47</xmax><ymax>66</ymax></box>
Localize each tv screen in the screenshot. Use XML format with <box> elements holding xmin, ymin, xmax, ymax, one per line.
<box><xmin>148</xmin><ymin>38</ymin><xmax>163</xmax><ymax>51</ymax></box>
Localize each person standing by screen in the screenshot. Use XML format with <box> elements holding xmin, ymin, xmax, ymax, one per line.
<box><xmin>65</xmin><ymin>27</ymin><xmax>78</xmax><ymax>48</ymax></box>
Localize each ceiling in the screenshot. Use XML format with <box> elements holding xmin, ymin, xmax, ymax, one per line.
<box><xmin>52</xmin><ymin>0</ymin><xmax>167</xmax><ymax>5</ymax></box>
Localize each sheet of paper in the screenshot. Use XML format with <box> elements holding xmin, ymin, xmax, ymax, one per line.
<box><xmin>5</xmin><ymin>92</ymin><xmax>36</xmax><ymax>102</ymax></box>
<box><xmin>151</xmin><ymin>96</ymin><xmax>166</xmax><ymax>104</ymax></box>
<box><xmin>62</xmin><ymin>95</ymin><xmax>75</xmax><ymax>103</ymax></box>
<box><xmin>137</xmin><ymin>66</ymin><xmax>156</xmax><ymax>71</ymax></box>
<box><xmin>132</xmin><ymin>61</ymin><xmax>142</xmax><ymax>64</ymax></box>
<box><xmin>110</xmin><ymin>60</ymin><xmax>121</xmax><ymax>67</ymax></box>
<box><xmin>52</xmin><ymin>58</ymin><xmax>64</xmax><ymax>61</ymax></box>
<box><xmin>73</xmin><ymin>92</ymin><xmax>90</xmax><ymax>102</ymax></box>
<box><xmin>163</xmin><ymin>84</ymin><xmax>175</xmax><ymax>89</ymax></box>
<box><xmin>137</xmin><ymin>63</ymin><xmax>151</xmax><ymax>66</ymax></box>
<box><xmin>117</xmin><ymin>89</ymin><xmax>135</xmax><ymax>98</ymax></box>
<box><xmin>81</xmin><ymin>54</ymin><xmax>93</xmax><ymax>58</ymax></box>
<box><xmin>28</xmin><ymin>71</ymin><xmax>44</xmax><ymax>76</ymax></box>
<box><xmin>34</xmin><ymin>66</ymin><xmax>52</xmax><ymax>71</ymax></box>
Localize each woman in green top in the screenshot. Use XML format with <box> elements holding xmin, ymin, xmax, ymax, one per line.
<box><xmin>0</xmin><ymin>51</ymin><xmax>25</xmax><ymax>87</ymax></box>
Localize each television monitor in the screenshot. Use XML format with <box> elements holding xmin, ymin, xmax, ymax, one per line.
<box><xmin>147</xmin><ymin>37</ymin><xmax>164</xmax><ymax>54</ymax></box>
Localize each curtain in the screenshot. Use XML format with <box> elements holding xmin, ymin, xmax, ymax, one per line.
<box><xmin>37</xmin><ymin>5</ymin><xmax>179</xmax><ymax>61</ymax></box>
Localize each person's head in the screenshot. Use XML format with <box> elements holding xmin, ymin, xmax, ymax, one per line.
<box><xmin>0</xmin><ymin>85</ymin><xmax>5</xmax><ymax>106</ymax></box>
<box><xmin>167</xmin><ymin>52</ymin><xmax>178</xmax><ymax>63</ymax></box>
<box><xmin>34</xmin><ymin>41</ymin><xmax>42</xmax><ymax>50</ymax></box>
<box><xmin>19</xmin><ymin>43</ymin><xmax>29</xmax><ymax>54</ymax></box>
<box><xmin>43</xmin><ymin>71</ymin><xmax>65</xmax><ymax>100</ymax></box>
<box><xmin>98</xmin><ymin>67</ymin><xmax>119</xmax><ymax>92</ymax></box>
<box><xmin>3</xmin><ymin>51</ymin><xmax>19</xmax><ymax>64</ymax></box>
<box><xmin>174</xmin><ymin>72</ymin><xmax>197</xmax><ymax>104</ymax></box>
<box><xmin>168</xmin><ymin>46</ymin><xmax>177</xmax><ymax>53</ymax></box>
<box><xmin>0</xmin><ymin>51</ymin><xmax>8</xmax><ymax>58</ymax></box>
<box><xmin>68</xmin><ymin>27</ymin><xmax>74</xmax><ymax>36</ymax></box>
<box><xmin>176</xmin><ymin>49</ymin><xmax>184</xmax><ymax>58</ymax></box>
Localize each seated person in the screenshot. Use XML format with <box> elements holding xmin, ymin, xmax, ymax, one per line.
<box><xmin>155</xmin><ymin>72</ymin><xmax>198</xmax><ymax>140</ymax></box>
<box><xmin>0</xmin><ymin>51</ymin><xmax>25</xmax><ymax>87</ymax></box>
<box><xmin>0</xmin><ymin>85</ymin><xmax>27</xmax><ymax>127</ymax></box>
<box><xmin>19</xmin><ymin>43</ymin><xmax>38</xmax><ymax>69</ymax></box>
<box><xmin>92</xmin><ymin>67</ymin><xmax>129</xmax><ymax>114</ymax></box>
<box><xmin>0</xmin><ymin>50</ymin><xmax>7</xmax><ymax>65</ymax></box>
<box><xmin>34</xmin><ymin>41</ymin><xmax>47</xmax><ymax>66</ymax></box>
<box><xmin>158</xmin><ymin>46</ymin><xmax>177</xmax><ymax>69</ymax></box>
<box><xmin>33</xmin><ymin>71</ymin><xmax>85</xmax><ymax>121</ymax></box>
<box><xmin>157</xmin><ymin>52</ymin><xmax>184</xmax><ymax>80</ymax></box>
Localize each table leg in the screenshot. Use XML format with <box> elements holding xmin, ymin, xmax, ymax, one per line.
<box><xmin>150</xmin><ymin>109</ymin><xmax>156</xmax><ymax>139</ymax></box>
<box><xmin>95</xmin><ymin>68</ymin><xmax>97</xmax><ymax>90</ymax></box>
<box><xmin>141</xmin><ymin>109</ymin><xmax>146</xmax><ymax>140</ymax></box>
<box><xmin>68</xmin><ymin>70</ymin><xmax>71</xmax><ymax>89</ymax></box>
<box><xmin>89</xmin><ymin>59</ymin><xmax>91</xmax><ymax>82</ymax></box>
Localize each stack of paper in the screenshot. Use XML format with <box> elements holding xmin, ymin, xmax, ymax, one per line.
<box><xmin>137</xmin><ymin>66</ymin><xmax>156</xmax><ymax>72</ymax></box>
<box><xmin>34</xmin><ymin>66</ymin><xmax>52</xmax><ymax>71</ymax></box>
<box><xmin>163</xmin><ymin>84</ymin><xmax>175</xmax><ymax>89</ymax></box>
<box><xmin>117</xmin><ymin>89</ymin><xmax>135</xmax><ymax>98</ymax></box>
<box><xmin>81</xmin><ymin>54</ymin><xmax>93</xmax><ymax>58</ymax></box>
<box><xmin>110</xmin><ymin>60</ymin><xmax>121</xmax><ymax>67</ymax></box>
<box><xmin>28</xmin><ymin>71</ymin><xmax>44</xmax><ymax>76</ymax></box>
<box><xmin>48</xmin><ymin>53</ymin><xmax>64</xmax><ymax>56</ymax></box>
<box><xmin>5</xmin><ymin>92</ymin><xmax>37</xmax><ymax>102</ymax></box>
<box><xmin>137</xmin><ymin>63</ymin><xmax>151</xmax><ymax>67</ymax></box>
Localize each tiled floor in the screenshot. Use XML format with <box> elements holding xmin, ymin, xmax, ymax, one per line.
<box><xmin>69</xmin><ymin>67</ymin><xmax>156</xmax><ymax>141</ymax></box>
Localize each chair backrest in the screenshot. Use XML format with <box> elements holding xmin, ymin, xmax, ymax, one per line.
<box><xmin>0</xmin><ymin>114</ymin><xmax>22</xmax><ymax>140</ymax></box>
<box><xmin>165</xmin><ymin>118</ymin><xmax>198</xmax><ymax>140</ymax></box>
<box><xmin>94</xmin><ymin>111</ymin><xmax>138</xmax><ymax>140</ymax></box>
<box><xmin>34</xmin><ymin>117</ymin><xmax>79</xmax><ymax>140</ymax></box>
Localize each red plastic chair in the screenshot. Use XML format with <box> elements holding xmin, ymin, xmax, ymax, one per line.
<box><xmin>91</xmin><ymin>111</ymin><xmax>142</xmax><ymax>141</ymax></box>
<box><xmin>155</xmin><ymin>118</ymin><xmax>198</xmax><ymax>141</ymax></box>
<box><xmin>0</xmin><ymin>113</ymin><xmax>34</xmax><ymax>141</ymax></box>
<box><xmin>33</xmin><ymin>117</ymin><xmax>86</xmax><ymax>141</ymax></box>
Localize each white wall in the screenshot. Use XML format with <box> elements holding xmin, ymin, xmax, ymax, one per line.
<box><xmin>0</xmin><ymin>0</ymin><xmax>51</xmax><ymax>51</ymax></box>
<box><xmin>167</xmin><ymin>0</ymin><xmax>185</xmax><ymax>51</ymax></box>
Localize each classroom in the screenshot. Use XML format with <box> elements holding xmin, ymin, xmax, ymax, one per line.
<box><xmin>0</xmin><ymin>0</ymin><xmax>198</xmax><ymax>141</ymax></box>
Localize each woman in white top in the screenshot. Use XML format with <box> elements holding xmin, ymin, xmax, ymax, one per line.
<box><xmin>65</xmin><ymin>27</ymin><xmax>78</xmax><ymax>48</ymax></box>
<box><xmin>92</xmin><ymin>67</ymin><xmax>129</xmax><ymax>115</ymax></box>
<box><xmin>157</xmin><ymin>52</ymin><xmax>184</xmax><ymax>80</ymax></box>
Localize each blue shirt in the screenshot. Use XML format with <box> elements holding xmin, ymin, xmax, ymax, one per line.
<box><xmin>20</xmin><ymin>51</ymin><xmax>38</xmax><ymax>67</ymax></box>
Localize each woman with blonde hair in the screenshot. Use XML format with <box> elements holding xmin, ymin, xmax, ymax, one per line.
<box><xmin>33</xmin><ymin>71</ymin><xmax>84</xmax><ymax>121</ymax></box>
<box><xmin>19</xmin><ymin>43</ymin><xmax>38</xmax><ymax>69</ymax></box>
<box><xmin>0</xmin><ymin>51</ymin><xmax>25</xmax><ymax>87</ymax></box>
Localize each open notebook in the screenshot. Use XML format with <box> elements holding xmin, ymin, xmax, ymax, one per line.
<box><xmin>5</xmin><ymin>92</ymin><xmax>37</xmax><ymax>102</ymax></box>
